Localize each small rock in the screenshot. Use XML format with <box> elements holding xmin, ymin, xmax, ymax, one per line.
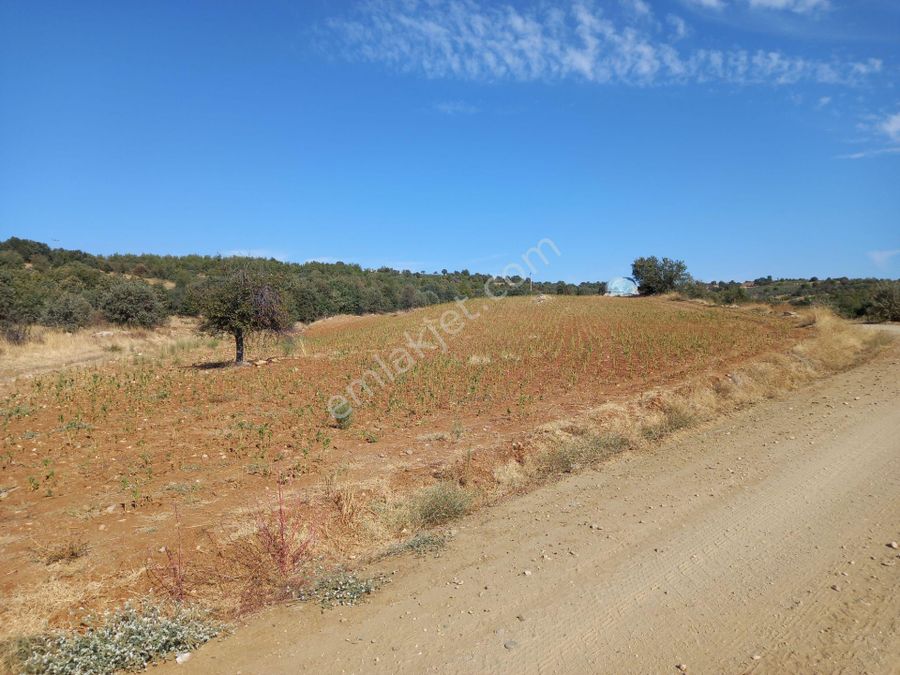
<box><xmin>676</xmin><ymin>664</ymin><xmax>688</xmax><ymax>672</ymax></box>
<box><xmin>175</xmin><ymin>653</ymin><xmax>191</xmax><ymax>664</ymax></box>
<box><xmin>752</xmin><ymin>655</ymin><xmax>761</xmax><ymax>661</ymax></box>
<box><xmin>830</xmin><ymin>584</ymin><xmax>841</xmax><ymax>592</ymax></box>
<box><xmin>522</xmin><ymin>570</ymin><xmax>532</xmax><ymax>577</ymax></box>
<box><xmin>888</xmin><ymin>541</ymin><xmax>899</xmax><ymax>550</ymax></box>
<box><xmin>504</xmin><ymin>640</ymin><xmax>519</xmax><ymax>650</ymax></box>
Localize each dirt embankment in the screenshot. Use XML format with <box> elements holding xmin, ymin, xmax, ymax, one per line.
<box><xmin>168</xmin><ymin>343</ymin><xmax>900</xmax><ymax>674</ymax></box>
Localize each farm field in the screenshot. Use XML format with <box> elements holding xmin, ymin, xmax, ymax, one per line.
<box><xmin>0</xmin><ymin>296</ymin><xmax>803</xmax><ymax>642</ymax></box>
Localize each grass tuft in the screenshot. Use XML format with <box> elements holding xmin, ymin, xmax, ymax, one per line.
<box><xmin>385</xmin><ymin>532</ymin><xmax>448</xmax><ymax>558</ymax></box>
<box><xmin>534</xmin><ymin>432</ymin><xmax>630</xmax><ymax>478</ymax></box>
<box><xmin>37</xmin><ymin>538</ymin><xmax>89</xmax><ymax>566</ymax></box>
<box><xmin>411</xmin><ymin>482</ymin><xmax>472</xmax><ymax>527</ymax></box>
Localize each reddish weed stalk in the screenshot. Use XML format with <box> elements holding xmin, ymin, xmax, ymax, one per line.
<box><xmin>146</xmin><ymin>506</ymin><xmax>188</xmax><ymax>603</ymax></box>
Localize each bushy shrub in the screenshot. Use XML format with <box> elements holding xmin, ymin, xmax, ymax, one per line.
<box><xmin>20</xmin><ymin>603</ymin><xmax>220</xmax><ymax>674</ymax></box>
<box><xmin>1</xmin><ymin>323</ymin><xmax>32</xmax><ymax>345</ymax></box>
<box><xmin>0</xmin><ymin>250</ymin><xmax>25</xmax><ymax>268</ymax></box>
<box><xmin>42</xmin><ymin>293</ymin><xmax>93</xmax><ymax>330</ymax></box>
<box><xmin>100</xmin><ymin>281</ymin><xmax>167</xmax><ymax>327</ymax></box>
<box><xmin>866</xmin><ymin>283</ymin><xmax>900</xmax><ymax>323</ymax></box>
<box><xmin>413</xmin><ymin>482</ymin><xmax>472</xmax><ymax>526</ymax></box>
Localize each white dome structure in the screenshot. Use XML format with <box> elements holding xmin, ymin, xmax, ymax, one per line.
<box><xmin>606</xmin><ymin>276</ymin><xmax>639</xmax><ymax>296</ymax></box>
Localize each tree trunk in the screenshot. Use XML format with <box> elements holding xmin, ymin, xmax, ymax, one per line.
<box><xmin>234</xmin><ymin>329</ymin><xmax>244</xmax><ymax>364</ymax></box>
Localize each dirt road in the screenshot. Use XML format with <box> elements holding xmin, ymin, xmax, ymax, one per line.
<box><xmin>172</xmin><ymin>347</ymin><xmax>900</xmax><ymax>674</ymax></box>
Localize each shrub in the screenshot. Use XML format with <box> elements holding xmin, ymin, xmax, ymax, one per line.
<box><xmin>413</xmin><ymin>482</ymin><xmax>472</xmax><ymax>526</ymax></box>
<box><xmin>534</xmin><ymin>432</ymin><xmax>629</xmax><ymax>477</ymax></box>
<box><xmin>19</xmin><ymin>603</ymin><xmax>220</xmax><ymax>674</ymax></box>
<box><xmin>641</xmin><ymin>404</ymin><xmax>697</xmax><ymax>441</ymax></box>
<box><xmin>210</xmin><ymin>485</ymin><xmax>316</xmax><ymax>611</ymax></box>
<box><xmin>0</xmin><ymin>250</ymin><xmax>25</xmax><ymax>268</ymax></box>
<box><xmin>1</xmin><ymin>323</ymin><xmax>32</xmax><ymax>345</ymax></box>
<box><xmin>100</xmin><ymin>281</ymin><xmax>167</xmax><ymax>327</ymax></box>
<box><xmin>42</xmin><ymin>293</ymin><xmax>93</xmax><ymax>330</ymax></box>
<box><xmin>866</xmin><ymin>283</ymin><xmax>900</xmax><ymax>323</ymax></box>
<box><xmin>331</xmin><ymin>400</ymin><xmax>353</xmax><ymax>429</ymax></box>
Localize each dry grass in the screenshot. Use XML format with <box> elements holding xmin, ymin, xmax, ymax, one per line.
<box><xmin>0</xmin><ymin>317</ymin><xmax>205</xmax><ymax>382</ymax></box>
<box><xmin>0</xmin><ymin>567</ymin><xmax>143</xmax><ymax>643</ymax></box>
<box><xmin>32</xmin><ymin>537</ymin><xmax>89</xmax><ymax>566</ymax></box>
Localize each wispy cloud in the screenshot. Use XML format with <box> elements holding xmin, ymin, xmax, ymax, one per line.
<box><xmin>433</xmin><ymin>100</ymin><xmax>479</xmax><ymax>115</ymax></box>
<box><xmin>880</xmin><ymin>112</ymin><xmax>900</xmax><ymax>143</ymax></box>
<box><xmin>837</xmin><ymin>147</ymin><xmax>900</xmax><ymax>160</ymax></box>
<box><xmin>621</xmin><ymin>0</ymin><xmax>652</xmax><ymax>17</ymax></box>
<box><xmin>684</xmin><ymin>0</ymin><xmax>829</xmax><ymax>14</ymax></box>
<box><xmin>746</xmin><ymin>0</ymin><xmax>829</xmax><ymax>13</ymax></box>
<box><xmin>840</xmin><ymin>110</ymin><xmax>900</xmax><ymax>159</ymax></box>
<box><xmin>666</xmin><ymin>14</ymin><xmax>690</xmax><ymax>40</ymax></box>
<box><xmin>684</xmin><ymin>0</ymin><xmax>726</xmax><ymax>9</ymax></box>
<box><xmin>868</xmin><ymin>249</ymin><xmax>900</xmax><ymax>268</ymax></box>
<box><xmin>323</xmin><ymin>1</ymin><xmax>881</xmax><ymax>87</ymax></box>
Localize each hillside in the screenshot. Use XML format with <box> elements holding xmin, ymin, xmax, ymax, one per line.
<box><xmin>0</xmin><ymin>237</ymin><xmax>606</xmax><ymax>333</ymax></box>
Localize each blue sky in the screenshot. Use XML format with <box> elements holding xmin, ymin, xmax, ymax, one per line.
<box><xmin>1</xmin><ymin>0</ymin><xmax>898</xmax><ymax>282</ymax></box>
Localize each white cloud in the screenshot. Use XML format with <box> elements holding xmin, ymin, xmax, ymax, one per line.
<box><xmin>837</xmin><ymin>147</ymin><xmax>900</xmax><ymax>160</ymax></box>
<box><xmin>868</xmin><ymin>249</ymin><xmax>900</xmax><ymax>268</ymax></box>
<box><xmin>880</xmin><ymin>112</ymin><xmax>900</xmax><ymax>143</ymax></box>
<box><xmin>747</xmin><ymin>0</ymin><xmax>829</xmax><ymax>13</ymax></box>
<box><xmin>621</xmin><ymin>0</ymin><xmax>652</xmax><ymax>16</ymax></box>
<box><xmin>815</xmin><ymin>96</ymin><xmax>831</xmax><ymax>109</ymax></box>
<box><xmin>667</xmin><ymin>14</ymin><xmax>690</xmax><ymax>40</ymax></box>
<box><xmin>684</xmin><ymin>0</ymin><xmax>725</xmax><ymax>9</ymax></box>
<box><xmin>324</xmin><ymin>1</ymin><xmax>881</xmax><ymax>87</ymax></box>
<box><xmin>842</xmin><ymin>110</ymin><xmax>900</xmax><ymax>159</ymax></box>
<box><xmin>685</xmin><ymin>0</ymin><xmax>828</xmax><ymax>13</ymax></box>
<box><xmin>433</xmin><ymin>100</ymin><xmax>479</xmax><ymax>115</ymax></box>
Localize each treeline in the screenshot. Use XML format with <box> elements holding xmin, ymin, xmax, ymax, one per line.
<box><xmin>0</xmin><ymin>237</ymin><xmax>607</xmax><ymax>340</ymax></box>
<box><xmin>679</xmin><ymin>276</ymin><xmax>900</xmax><ymax>322</ymax></box>
<box><xmin>629</xmin><ymin>256</ymin><xmax>899</xmax><ymax>322</ymax></box>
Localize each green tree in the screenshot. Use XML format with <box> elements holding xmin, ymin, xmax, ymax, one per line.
<box><xmin>100</xmin><ymin>281</ymin><xmax>167</xmax><ymax>327</ymax></box>
<box><xmin>630</xmin><ymin>256</ymin><xmax>690</xmax><ymax>295</ymax></box>
<box><xmin>43</xmin><ymin>293</ymin><xmax>93</xmax><ymax>330</ymax></box>
<box><xmin>196</xmin><ymin>269</ymin><xmax>291</xmax><ymax>363</ymax></box>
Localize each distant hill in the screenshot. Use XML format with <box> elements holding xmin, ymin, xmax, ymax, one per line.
<box><xmin>0</xmin><ymin>237</ymin><xmax>607</xmax><ymax>334</ymax></box>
